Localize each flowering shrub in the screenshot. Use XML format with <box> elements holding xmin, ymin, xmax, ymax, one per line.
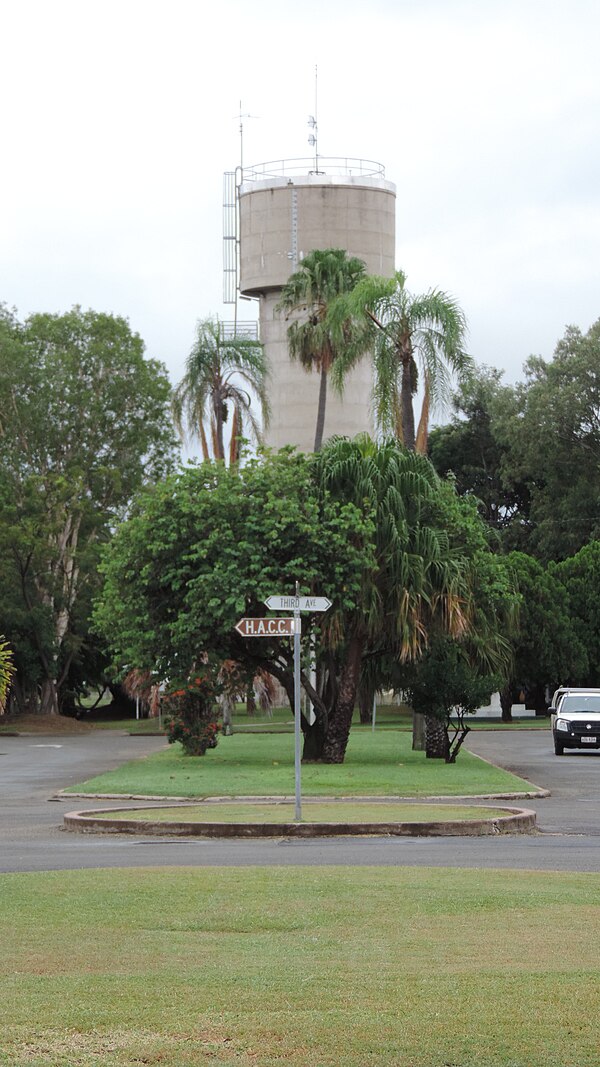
<box><xmin>163</xmin><ymin>676</ymin><xmax>220</xmax><ymax>756</ymax></box>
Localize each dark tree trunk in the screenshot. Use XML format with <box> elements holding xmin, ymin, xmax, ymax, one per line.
<box><xmin>425</xmin><ymin>715</ymin><xmax>450</xmax><ymax>760</ymax></box>
<box><xmin>400</xmin><ymin>353</ymin><xmax>416</xmax><ymax>451</ymax></box>
<box><xmin>214</xmin><ymin>392</ymin><xmax>225</xmax><ymax>461</ymax></box>
<box><xmin>412</xmin><ymin>711</ymin><xmax>426</xmax><ymax>750</ymax></box>
<box><xmin>314</xmin><ymin>365</ymin><xmax>328</xmax><ymax>451</ymax></box>
<box><xmin>322</xmin><ymin>635</ymin><xmax>364</xmax><ymax>763</ymax></box>
<box><xmin>302</xmin><ymin>717</ymin><xmax>327</xmax><ymax>761</ymax></box>
<box><xmin>358</xmin><ymin>681</ymin><xmax>374</xmax><ymax>724</ymax></box>
<box><xmin>246</xmin><ymin>682</ymin><xmax>256</xmax><ymax>717</ymax></box>
<box><xmin>500</xmin><ymin>685</ymin><xmax>513</xmax><ymax>722</ymax></box>
<box><xmin>108</xmin><ymin>683</ymin><xmax>137</xmax><ymax>717</ymax></box>
<box><xmin>39</xmin><ymin>678</ymin><xmax>60</xmax><ymax>716</ymax></box>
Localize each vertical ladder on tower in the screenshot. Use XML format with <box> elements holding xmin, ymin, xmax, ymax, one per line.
<box><xmin>223</xmin><ymin>171</ymin><xmax>237</xmax><ymax>305</ymax></box>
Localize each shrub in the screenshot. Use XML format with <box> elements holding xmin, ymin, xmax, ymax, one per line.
<box><xmin>163</xmin><ymin>675</ymin><xmax>220</xmax><ymax>756</ymax></box>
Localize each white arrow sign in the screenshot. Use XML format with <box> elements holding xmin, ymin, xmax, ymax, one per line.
<box><xmin>264</xmin><ymin>595</ymin><xmax>332</xmax><ymax>612</ymax></box>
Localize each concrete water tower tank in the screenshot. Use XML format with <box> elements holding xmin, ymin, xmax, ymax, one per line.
<box><xmin>237</xmin><ymin>157</ymin><xmax>396</xmax><ymax>452</ymax></box>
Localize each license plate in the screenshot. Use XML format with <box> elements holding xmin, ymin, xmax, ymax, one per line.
<box><xmin>581</xmin><ymin>737</ymin><xmax>597</xmax><ymax>743</ymax></box>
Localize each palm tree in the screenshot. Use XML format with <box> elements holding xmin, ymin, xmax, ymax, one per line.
<box><xmin>275</xmin><ymin>248</ymin><xmax>369</xmax><ymax>451</ymax></box>
<box><xmin>342</xmin><ymin>270</ymin><xmax>471</xmax><ymax>452</ymax></box>
<box><xmin>0</xmin><ymin>636</ymin><xmax>14</xmax><ymax>710</ymax></box>
<box><xmin>313</xmin><ymin>435</ymin><xmax>471</xmax><ymax>762</ymax></box>
<box><xmin>172</xmin><ymin>318</ymin><xmax>270</xmax><ymax>463</ymax></box>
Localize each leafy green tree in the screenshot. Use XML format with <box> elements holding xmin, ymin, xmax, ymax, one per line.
<box><xmin>498</xmin><ymin>552</ymin><xmax>587</xmax><ymax>720</ymax></box>
<box><xmin>94</xmin><ymin>448</ymin><xmax>374</xmax><ymax>758</ymax></box>
<box><xmin>275</xmin><ymin>249</ymin><xmax>368</xmax><ymax>450</ymax></box>
<box><xmin>172</xmin><ymin>317</ymin><xmax>269</xmax><ymax>463</ymax></box>
<box><xmin>551</xmin><ymin>541</ymin><xmax>600</xmax><ymax>687</ymax></box>
<box><xmin>406</xmin><ymin>636</ymin><xmax>500</xmax><ymax>762</ymax></box>
<box><xmin>338</xmin><ymin>270</ymin><xmax>471</xmax><ymax>451</ymax></box>
<box><xmin>428</xmin><ymin>366</ymin><xmax>531</xmax><ymax>547</ymax></box>
<box><xmin>0</xmin><ymin>305</ymin><xmax>176</xmax><ymax>715</ymax></box>
<box><xmin>493</xmin><ymin>320</ymin><xmax>600</xmax><ymax>561</ymax></box>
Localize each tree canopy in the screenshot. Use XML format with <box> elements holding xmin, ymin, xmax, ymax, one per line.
<box><xmin>334</xmin><ymin>270</ymin><xmax>471</xmax><ymax>451</ymax></box>
<box><xmin>429</xmin><ymin>321</ymin><xmax>600</xmax><ymax>562</ymax></box>
<box><xmin>95</xmin><ymin>437</ymin><xmax>512</xmax><ymax>762</ymax></box>
<box><xmin>0</xmin><ymin>305</ymin><xmax>176</xmax><ymax>714</ymax></box>
<box><xmin>94</xmin><ymin>447</ymin><xmax>373</xmax><ymax>743</ymax></box>
<box><xmin>428</xmin><ymin>365</ymin><xmax>531</xmax><ymax>546</ymax></box>
<box><xmin>498</xmin><ymin>320</ymin><xmax>600</xmax><ymax>561</ymax></box>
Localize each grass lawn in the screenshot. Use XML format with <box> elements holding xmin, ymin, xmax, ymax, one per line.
<box><xmin>64</xmin><ymin>729</ymin><xmax>537</xmax><ymax>798</ymax></box>
<box><xmin>1</xmin><ymin>865</ymin><xmax>599</xmax><ymax>1067</ymax></box>
<box><xmin>91</xmin><ymin>801</ymin><xmax>510</xmax><ymax>824</ymax></box>
<box><xmin>0</xmin><ymin>703</ymin><xmax>550</xmax><ymax>735</ymax></box>
<box><xmin>97</xmin><ymin>702</ymin><xmax>551</xmax><ymax>733</ymax></box>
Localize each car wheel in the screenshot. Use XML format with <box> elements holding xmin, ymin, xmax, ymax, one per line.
<box><xmin>554</xmin><ymin>739</ymin><xmax>564</xmax><ymax>755</ymax></box>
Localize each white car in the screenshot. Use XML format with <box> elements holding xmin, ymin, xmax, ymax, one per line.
<box><xmin>550</xmin><ymin>688</ymin><xmax>600</xmax><ymax>755</ymax></box>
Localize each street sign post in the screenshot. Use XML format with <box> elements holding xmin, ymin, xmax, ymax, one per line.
<box><xmin>235</xmin><ymin>588</ymin><xmax>329</xmax><ymax>823</ymax></box>
<box><xmin>292</xmin><ymin>591</ymin><xmax>302</xmax><ymax>821</ymax></box>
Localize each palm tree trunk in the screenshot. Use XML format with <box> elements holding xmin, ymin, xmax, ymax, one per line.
<box><xmin>213</xmin><ymin>394</ymin><xmax>225</xmax><ymax>461</ymax></box>
<box><xmin>199</xmin><ymin>421</ymin><xmax>210</xmax><ymax>462</ymax></box>
<box><xmin>425</xmin><ymin>715</ymin><xmax>449</xmax><ymax>759</ymax></box>
<box><xmin>322</xmin><ymin>634</ymin><xmax>364</xmax><ymax>763</ymax></box>
<box><xmin>414</xmin><ymin>373</ymin><xmax>430</xmax><ymax>454</ymax></box>
<box><xmin>400</xmin><ymin>357</ymin><xmax>416</xmax><ymax>451</ymax></box>
<box><xmin>229</xmin><ymin>405</ymin><xmax>241</xmax><ymax>465</ymax></box>
<box><xmin>314</xmin><ymin>365</ymin><xmax>328</xmax><ymax>451</ymax></box>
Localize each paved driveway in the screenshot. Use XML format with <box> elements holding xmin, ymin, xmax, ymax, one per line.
<box><xmin>1</xmin><ymin>727</ymin><xmax>600</xmax><ymax>874</ymax></box>
<box><xmin>465</xmin><ymin>727</ymin><xmax>600</xmax><ymax>836</ymax></box>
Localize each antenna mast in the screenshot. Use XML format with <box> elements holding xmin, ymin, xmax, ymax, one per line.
<box><xmin>308</xmin><ymin>65</ymin><xmax>319</xmax><ymax>173</ymax></box>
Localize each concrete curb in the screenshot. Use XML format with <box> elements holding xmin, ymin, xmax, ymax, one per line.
<box><xmin>57</xmin><ymin>788</ymin><xmax>550</xmax><ymax>802</ymax></box>
<box><xmin>63</xmin><ymin>803</ymin><xmax>537</xmax><ymax>838</ymax></box>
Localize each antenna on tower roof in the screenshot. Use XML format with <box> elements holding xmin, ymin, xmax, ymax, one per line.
<box><xmin>308</xmin><ymin>65</ymin><xmax>321</xmax><ymax>174</ymax></box>
<box><xmin>236</xmin><ymin>100</ymin><xmax>259</xmax><ymax>178</ymax></box>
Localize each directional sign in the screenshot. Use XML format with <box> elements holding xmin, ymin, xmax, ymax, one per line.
<box><xmin>235</xmin><ymin>616</ymin><xmax>300</xmax><ymax>638</ymax></box>
<box><xmin>264</xmin><ymin>595</ymin><xmax>332</xmax><ymax>612</ymax></box>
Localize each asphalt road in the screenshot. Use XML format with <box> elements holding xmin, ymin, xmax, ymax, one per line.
<box><xmin>1</xmin><ymin>727</ymin><xmax>600</xmax><ymax>874</ymax></box>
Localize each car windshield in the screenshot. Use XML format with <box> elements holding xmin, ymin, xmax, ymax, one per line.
<box><xmin>560</xmin><ymin>694</ymin><xmax>600</xmax><ymax>714</ymax></box>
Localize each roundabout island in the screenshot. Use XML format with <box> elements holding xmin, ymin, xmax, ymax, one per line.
<box><xmin>64</xmin><ymin>798</ymin><xmax>537</xmax><ymax>837</ymax></box>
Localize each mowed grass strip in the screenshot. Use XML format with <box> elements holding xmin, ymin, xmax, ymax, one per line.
<box><xmin>64</xmin><ymin>729</ymin><xmax>535</xmax><ymax>798</ymax></box>
<box><xmin>1</xmin><ymin>865</ymin><xmax>600</xmax><ymax>1066</ymax></box>
<box><xmin>96</xmin><ymin>801</ymin><xmax>510</xmax><ymax>823</ymax></box>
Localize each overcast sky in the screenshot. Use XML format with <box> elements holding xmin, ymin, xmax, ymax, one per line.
<box><xmin>2</xmin><ymin>0</ymin><xmax>599</xmax><ymax>406</ymax></box>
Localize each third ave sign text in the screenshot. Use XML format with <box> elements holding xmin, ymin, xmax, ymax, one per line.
<box><xmin>235</xmin><ymin>617</ymin><xmax>301</xmax><ymax>638</ymax></box>
<box><xmin>264</xmin><ymin>595</ymin><xmax>332</xmax><ymax>612</ymax></box>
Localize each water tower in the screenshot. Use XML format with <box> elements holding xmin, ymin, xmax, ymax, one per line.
<box><xmin>224</xmin><ymin>156</ymin><xmax>396</xmax><ymax>452</ymax></box>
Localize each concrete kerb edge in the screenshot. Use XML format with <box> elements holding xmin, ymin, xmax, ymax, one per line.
<box><xmin>55</xmin><ymin>789</ymin><xmax>550</xmax><ymax>802</ymax></box>
<box><xmin>63</xmin><ymin>804</ymin><xmax>538</xmax><ymax>838</ymax></box>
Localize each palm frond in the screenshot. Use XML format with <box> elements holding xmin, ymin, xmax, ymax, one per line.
<box><xmin>172</xmin><ymin>316</ymin><xmax>268</xmax><ymax>462</ymax></box>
